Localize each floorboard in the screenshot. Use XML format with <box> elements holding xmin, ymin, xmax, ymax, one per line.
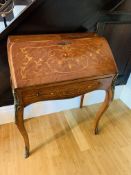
<box><xmin>0</xmin><ymin>100</ymin><xmax>131</xmax><ymax>175</ymax></box>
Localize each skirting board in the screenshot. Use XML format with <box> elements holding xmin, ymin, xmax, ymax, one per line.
<box><xmin>120</xmin><ymin>75</ymin><xmax>131</xmax><ymax>109</ymax></box>
<box><xmin>0</xmin><ymin>85</ymin><xmax>124</xmax><ymax>125</ymax></box>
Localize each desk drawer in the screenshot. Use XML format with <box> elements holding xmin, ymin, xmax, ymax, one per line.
<box><xmin>20</xmin><ymin>77</ymin><xmax>113</xmax><ymax>106</ymax></box>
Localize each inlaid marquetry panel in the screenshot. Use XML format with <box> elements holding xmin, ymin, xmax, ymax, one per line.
<box><xmin>7</xmin><ymin>33</ymin><xmax>117</xmax><ymax>88</ymax></box>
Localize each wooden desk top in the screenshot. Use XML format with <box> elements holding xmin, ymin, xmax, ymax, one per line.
<box><xmin>7</xmin><ymin>33</ymin><xmax>117</xmax><ymax>88</ymax></box>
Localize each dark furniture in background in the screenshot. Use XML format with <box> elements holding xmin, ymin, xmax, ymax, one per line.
<box><xmin>0</xmin><ymin>0</ymin><xmax>131</xmax><ymax>107</ymax></box>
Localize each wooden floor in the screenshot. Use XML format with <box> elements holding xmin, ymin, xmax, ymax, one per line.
<box><xmin>0</xmin><ymin>100</ymin><xmax>131</xmax><ymax>175</ymax></box>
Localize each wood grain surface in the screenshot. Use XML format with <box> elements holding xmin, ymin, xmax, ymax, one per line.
<box><xmin>7</xmin><ymin>33</ymin><xmax>117</xmax><ymax>88</ymax></box>
<box><xmin>0</xmin><ymin>100</ymin><xmax>131</xmax><ymax>175</ymax></box>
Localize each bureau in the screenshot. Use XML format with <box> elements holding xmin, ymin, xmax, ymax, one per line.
<box><xmin>7</xmin><ymin>33</ymin><xmax>118</xmax><ymax>158</ymax></box>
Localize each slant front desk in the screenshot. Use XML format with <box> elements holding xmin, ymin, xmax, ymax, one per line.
<box><xmin>0</xmin><ymin>0</ymin><xmax>131</xmax><ymax>107</ymax></box>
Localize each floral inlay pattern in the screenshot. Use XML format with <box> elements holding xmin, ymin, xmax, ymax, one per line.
<box><xmin>8</xmin><ymin>34</ymin><xmax>117</xmax><ymax>88</ymax></box>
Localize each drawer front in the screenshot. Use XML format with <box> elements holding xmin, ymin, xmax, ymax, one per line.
<box><xmin>21</xmin><ymin>77</ymin><xmax>113</xmax><ymax>106</ymax></box>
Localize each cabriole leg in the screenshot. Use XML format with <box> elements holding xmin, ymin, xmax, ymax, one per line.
<box><xmin>15</xmin><ymin>104</ymin><xmax>30</xmax><ymax>158</ymax></box>
<box><xmin>94</xmin><ymin>86</ymin><xmax>114</xmax><ymax>134</ymax></box>
<box><xmin>80</xmin><ymin>95</ymin><xmax>85</xmax><ymax>108</ymax></box>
